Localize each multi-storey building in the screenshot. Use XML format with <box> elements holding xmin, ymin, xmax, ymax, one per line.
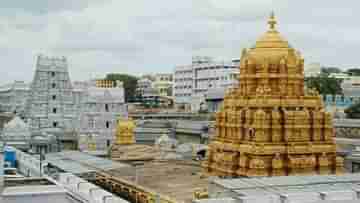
<box><xmin>136</xmin><ymin>77</ymin><xmax>153</xmax><ymax>98</ymax></box>
<box><xmin>173</xmin><ymin>65</ymin><xmax>193</xmax><ymax>110</ymax></box>
<box><xmin>173</xmin><ymin>56</ymin><xmax>239</xmax><ymax>111</ymax></box>
<box><xmin>24</xmin><ymin>55</ymin><xmax>77</xmax><ymax>132</ymax></box>
<box><xmin>153</xmin><ymin>73</ymin><xmax>173</xmax><ymax>97</ymax></box>
<box><xmin>0</xmin><ymin>81</ymin><xmax>29</xmax><ymax>115</ymax></box>
<box><xmin>78</xmin><ymin>79</ymin><xmax>127</xmax><ymax>151</ymax></box>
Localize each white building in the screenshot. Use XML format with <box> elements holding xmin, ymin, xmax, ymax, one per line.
<box><xmin>78</xmin><ymin>81</ymin><xmax>126</xmax><ymax>151</ymax></box>
<box><xmin>0</xmin><ymin>55</ymin><xmax>128</xmax><ymax>152</ymax></box>
<box><xmin>137</xmin><ymin>74</ymin><xmax>173</xmax><ymax>98</ymax></box>
<box><xmin>173</xmin><ymin>65</ymin><xmax>194</xmax><ymax>110</ymax></box>
<box><xmin>342</xmin><ymin>77</ymin><xmax>360</xmax><ymax>98</ymax></box>
<box><xmin>136</xmin><ymin>77</ymin><xmax>153</xmax><ymax>98</ymax></box>
<box><xmin>0</xmin><ymin>81</ymin><xmax>29</xmax><ymax>115</ymax></box>
<box><xmin>153</xmin><ymin>73</ymin><xmax>173</xmax><ymax>97</ymax></box>
<box><xmin>174</xmin><ymin>56</ymin><xmax>239</xmax><ymax>112</ymax></box>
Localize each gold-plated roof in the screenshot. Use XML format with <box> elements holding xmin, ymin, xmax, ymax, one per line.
<box><xmin>255</xmin><ymin>12</ymin><xmax>289</xmax><ymax>48</ymax></box>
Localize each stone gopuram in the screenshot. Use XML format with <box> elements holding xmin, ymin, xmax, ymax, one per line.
<box><xmin>203</xmin><ymin>13</ymin><xmax>344</xmax><ymax>177</ymax></box>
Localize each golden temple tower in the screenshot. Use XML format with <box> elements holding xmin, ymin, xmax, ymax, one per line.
<box><xmin>203</xmin><ymin>13</ymin><xmax>344</xmax><ymax>177</ymax></box>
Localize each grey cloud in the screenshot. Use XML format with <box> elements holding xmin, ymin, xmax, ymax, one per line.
<box><xmin>0</xmin><ymin>0</ymin><xmax>108</xmax><ymax>15</ymax></box>
<box><xmin>1</xmin><ymin>0</ymin><xmax>360</xmax><ymax>84</ymax></box>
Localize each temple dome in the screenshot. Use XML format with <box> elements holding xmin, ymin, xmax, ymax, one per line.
<box><xmin>255</xmin><ymin>12</ymin><xmax>289</xmax><ymax>49</ymax></box>
<box><xmin>243</xmin><ymin>12</ymin><xmax>301</xmax><ymax>66</ymax></box>
<box><xmin>1</xmin><ymin>116</ymin><xmax>31</xmax><ymax>142</ymax></box>
<box><xmin>4</xmin><ymin>116</ymin><xmax>29</xmax><ymax>130</ymax></box>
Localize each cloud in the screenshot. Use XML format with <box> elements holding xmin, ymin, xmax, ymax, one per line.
<box><xmin>0</xmin><ymin>0</ymin><xmax>360</xmax><ymax>84</ymax></box>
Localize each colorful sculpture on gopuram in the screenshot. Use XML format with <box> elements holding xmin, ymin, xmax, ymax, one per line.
<box><xmin>203</xmin><ymin>13</ymin><xmax>344</xmax><ymax>177</ymax></box>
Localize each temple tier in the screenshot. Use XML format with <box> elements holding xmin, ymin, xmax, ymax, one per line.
<box><xmin>203</xmin><ymin>13</ymin><xmax>344</xmax><ymax>177</ymax></box>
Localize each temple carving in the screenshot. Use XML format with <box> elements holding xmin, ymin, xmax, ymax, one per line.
<box><xmin>203</xmin><ymin>13</ymin><xmax>344</xmax><ymax>177</ymax></box>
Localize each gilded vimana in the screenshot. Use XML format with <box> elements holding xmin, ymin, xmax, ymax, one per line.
<box><xmin>203</xmin><ymin>13</ymin><xmax>344</xmax><ymax>177</ymax></box>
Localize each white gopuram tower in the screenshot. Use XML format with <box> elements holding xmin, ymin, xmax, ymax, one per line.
<box><xmin>25</xmin><ymin>55</ymin><xmax>77</xmax><ymax>133</ymax></box>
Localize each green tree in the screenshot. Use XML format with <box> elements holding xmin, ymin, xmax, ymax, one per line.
<box><xmin>305</xmin><ymin>74</ymin><xmax>342</xmax><ymax>95</ymax></box>
<box><xmin>105</xmin><ymin>73</ymin><xmax>138</xmax><ymax>102</ymax></box>
<box><xmin>347</xmin><ymin>68</ymin><xmax>360</xmax><ymax>76</ymax></box>
<box><xmin>321</xmin><ymin>67</ymin><xmax>342</xmax><ymax>75</ymax></box>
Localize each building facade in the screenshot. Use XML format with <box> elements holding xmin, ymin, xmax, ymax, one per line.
<box><xmin>174</xmin><ymin>56</ymin><xmax>239</xmax><ymax>111</ymax></box>
<box><xmin>136</xmin><ymin>78</ymin><xmax>153</xmax><ymax>99</ymax></box>
<box><xmin>0</xmin><ymin>55</ymin><xmax>128</xmax><ymax>152</ymax></box>
<box><xmin>0</xmin><ymin>81</ymin><xmax>29</xmax><ymax>115</ymax></box>
<box><xmin>153</xmin><ymin>73</ymin><xmax>173</xmax><ymax>97</ymax></box>
<box><xmin>342</xmin><ymin>77</ymin><xmax>360</xmax><ymax>99</ymax></box>
<box><xmin>173</xmin><ymin>65</ymin><xmax>193</xmax><ymax>110</ymax></box>
<box><xmin>77</xmin><ymin>80</ymin><xmax>127</xmax><ymax>151</ymax></box>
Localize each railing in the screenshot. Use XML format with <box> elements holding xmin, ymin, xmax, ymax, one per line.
<box><xmin>95</xmin><ymin>171</ymin><xmax>179</xmax><ymax>203</ymax></box>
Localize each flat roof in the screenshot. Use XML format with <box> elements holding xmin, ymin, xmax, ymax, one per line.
<box><xmin>205</xmin><ymin>174</ymin><xmax>360</xmax><ymax>203</ymax></box>
<box><xmin>2</xmin><ymin>185</ymin><xmax>66</xmax><ymax>197</ymax></box>
<box><xmin>5</xmin><ymin>177</ymin><xmax>54</xmax><ymax>187</ymax></box>
<box><xmin>46</xmin><ymin>151</ymin><xmax>131</xmax><ymax>174</ymax></box>
<box><xmin>212</xmin><ymin>174</ymin><xmax>360</xmax><ymax>190</ymax></box>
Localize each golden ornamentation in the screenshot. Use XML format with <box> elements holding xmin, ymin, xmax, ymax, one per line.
<box><xmin>204</xmin><ymin>13</ymin><xmax>343</xmax><ymax>177</ymax></box>
<box><xmin>115</xmin><ymin>117</ymin><xmax>136</xmax><ymax>145</ymax></box>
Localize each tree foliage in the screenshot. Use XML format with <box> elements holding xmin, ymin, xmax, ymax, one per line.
<box><xmin>105</xmin><ymin>73</ymin><xmax>138</xmax><ymax>102</ymax></box>
<box><xmin>347</xmin><ymin>68</ymin><xmax>360</xmax><ymax>76</ymax></box>
<box><xmin>321</xmin><ymin>67</ymin><xmax>342</xmax><ymax>75</ymax></box>
<box><xmin>305</xmin><ymin>74</ymin><xmax>343</xmax><ymax>95</ymax></box>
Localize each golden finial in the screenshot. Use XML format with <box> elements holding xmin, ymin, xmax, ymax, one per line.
<box><xmin>268</xmin><ymin>11</ymin><xmax>277</xmax><ymax>30</ymax></box>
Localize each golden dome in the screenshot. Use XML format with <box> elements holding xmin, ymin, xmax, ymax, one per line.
<box><xmin>255</xmin><ymin>12</ymin><xmax>289</xmax><ymax>48</ymax></box>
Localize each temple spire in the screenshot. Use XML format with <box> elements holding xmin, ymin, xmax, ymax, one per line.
<box><xmin>268</xmin><ymin>11</ymin><xmax>277</xmax><ymax>30</ymax></box>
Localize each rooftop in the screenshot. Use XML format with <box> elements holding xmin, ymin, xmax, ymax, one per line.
<box><xmin>199</xmin><ymin>174</ymin><xmax>360</xmax><ymax>203</ymax></box>
<box><xmin>46</xmin><ymin>151</ymin><xmax>131</xmax><ymax>175</ymax></box>
<box><xmin>2</xmin><ymin>185</ymin><xmax>66</xmax><ymax>197</ymax></box>
<box><xmin>106</xmin><ymin>160</ymin><xmax>208</xmax><ymax>203</ymax></box>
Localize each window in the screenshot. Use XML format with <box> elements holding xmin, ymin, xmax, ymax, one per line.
<box><xmin>52</xmin><ymin>108</ymin><xmax>57</xmax><ymax>114</ymax></box>
<box><xmin>105</xmin><ymin>104</ymin><xmax>109</xmax><ymax>112</ymax></box>
<box><xmin>52</xmin><ymin>95</ymin><xmax>56</xmax><ymax>100</ymax></box>
<box><xmin>106</xmin><ymin>140</ymin><xmax>111</xmax><ymax>147</ymax></box>
<box><xmin>51</xmin><ymin>72</ymin><xmax>55</xmax><ymax>77</ymax></box>
<box><xmin>106</xmin><ymin>121</ymin><xmax>110</xmax><ymax>129</ymax></box>
<box><xmin>52</xmin><ymin>83</ymin><xmax>56</xmax><ymax>88</ymax></box>
<box><xmin>88</xmin><ymin>117</ymin><xmax>95</xmax><ymax>129</ymax></box>
<box><xmin>53</xmin><ymin>122</ymin><xmax>58</xmax><ymax>127</ymax></box>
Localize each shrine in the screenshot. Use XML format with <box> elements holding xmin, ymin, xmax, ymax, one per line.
<box><xmin>115</xmin><ymin>117</ymin><xmax>136</xmax><ymax>145</ymax></box>
<box><xmin>203</xmin><ymin>13</ymin><xmax>344</xmax><ymax>177</ymax></box>
<box><xmin>110</xmin><ymin>117</ymin><xmax>136</xmax><ymax>158</ymax></box>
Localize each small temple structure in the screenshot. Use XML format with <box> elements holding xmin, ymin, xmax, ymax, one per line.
<box><xmin>110</xmin><ymin>117</ymin><xmax>136</xmax><ymax>158</ymax></box>
<box><xmin>115</xmin><ymin>118</ymin><xmax>136</xmax><ymax>145</ymax></box>
<box><xmin>203</xmin><ymin>13</ymin><xmax>344</xmax><ymax>177</ymax></box>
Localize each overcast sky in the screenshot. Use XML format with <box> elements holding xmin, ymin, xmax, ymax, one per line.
<box><xmin>0</xmin><ymin>0</ymin><xmax>359</xmax><ymax>84</ymax></box>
